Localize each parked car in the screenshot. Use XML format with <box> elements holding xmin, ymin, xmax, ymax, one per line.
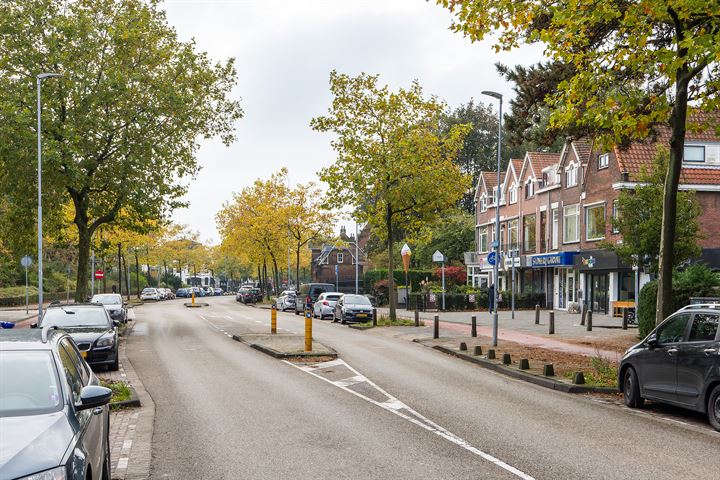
<box><xmin>250</xmin><ymin>288</ymin><xmax>263</xmax><ymax>303</ymax></box>
<box><xmin>33</xmin><ymin>303</ymin><xmax>120</xmax><ymax>371</ymax></box>
<box><xmin>204</xmin><ymin>287</ymin><xmax>215</xmax><ymax>297</ymax></box>
<box><xmin>214</xmin><ymin>287</ymin><xmax>223</xmax><ymax>296</ymax></box>
<box><xmin>90</xmin><ymin>293</ymin><xmax>127</xmax><ymax>323</ymax></box>
<box><xmin>161</xmin><ymin>288</ymin><xmax>175</xmax><ymax>300</ymax></box>
<box><xmin>619</xmin><ymin>304</ymin><xmax>720</xmax><ymax>431</ymax></box>
<box><xmin>236</xmin><ymin>288</ymin><xmax>254</xmax><ymax>304</ymax></box>
<box><xmin>140</xmin><ymin>287</ymin><xmax>161</xmax><ymax>301</ymax></box>
<box><xmin>295</xmin><ymin>283</ymin><xmax>336</xmax><ymax>315</ymax></box>
<box><xmin>191</xmin><ymin>286</ymin><xmax>204</xmax><ymax>297</ymax></box>
<box><xmin>314</xmin><ymin>292</ymin><xmax>343</xmax><ymax>319</ymax></box>
<box><xmin>275</xmin><ymin>290</ymin><xmax>297</xmax><ymax>311</ymax></box>
<box><xmin>0</xmin><ymin>328</ymin><xmax>112</xmax><ymax>480</ymax></box>
<box><xmin>175</xmin><ymin>288</ymin><xmax>190</xmax><ymax>298</ymax></box>
<box><xmin>333</xmin><ymin>294</ymin><xmax>374</xmax><ymax>324</ymax></box>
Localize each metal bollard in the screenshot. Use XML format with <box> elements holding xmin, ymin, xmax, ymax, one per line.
<box><xmin>433</xmin><ymin>314</ymin><xmax>439</xmax><ymax>339</ymax></box>
<box><xmin>549</xmin><ymin>311</ymin><xmax>555</xmax><ymax>335</ymax></box>
<box><xmin>586</xmin><ymin>310</ymin><xmax>593</xmax><ymax>331</ymax></box>
<box><xmin>471</xmin><ymin>315</ymin><xmax>477</xmax><ymax>338</ymax></box>
<box><xmin>535</xmin><ymin>304</ymin><xmax>540</xmax><ymax>325</ymax></box>
<box><xmin>271</xmin><ymin>306</ymin><xmax>277</xmax><ymax>334</ymax></box>
<box><xmin>580</xmin><ymin>304</ymin><xmax>587</xmax><ymax>326</ymax></box>
<box><xmin>304</xmin><ymin>308</ymin><xmax>312</xmax><ymax>352</ymax></box>
<box><xmin>372</xmin><ymin>308</ymin><xmax>377</xmax><ymax>327</ymax></box>
<box><xmin>414</xmin><ymin>309</ymin><xmax>420</xmax><ymax>327</ymax></box>
<box><xmin>622</xmin><ymin>308</ymin><xmax>628</xmax><ymax>330</ymax></box>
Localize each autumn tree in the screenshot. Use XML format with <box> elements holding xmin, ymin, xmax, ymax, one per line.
<box><xmin>312</xmin><ymin>71</ymin><xmax>470</xmax><ymax>320</ymax></box>
<box><xmin>0</xmin><ymin>0</ymin><xmax>242</xmax><ymax>301</ymax></box>
<box><xmin>439</xmin><ymin>0</ymin><xmax>720</xmax><ymax>324</ymax></box>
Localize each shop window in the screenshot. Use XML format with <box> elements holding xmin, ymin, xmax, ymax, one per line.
<box><xmin>586</xmin><ymin>204</ymin><xmax>606</xmax><ymax>241</ymax></box>
<box><xmin>563</xmin><ymin>204</ymin><xmax>580</xmax><ymax>243</ymax></box>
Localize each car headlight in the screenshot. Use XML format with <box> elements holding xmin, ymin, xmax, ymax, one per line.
<box><xmin>96</xmin><ymin>333</ymin><xmax>115</xmax><ymax>348</ymax></box>
<box><xmin>18</xmin><ymin>466</ymin><xmax>66</xmax><ymax>480</ymax></box>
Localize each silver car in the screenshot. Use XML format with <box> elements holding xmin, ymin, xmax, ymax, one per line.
<box><xmin>314</xmin><ymin>292</ymin><xmax>343</xmax><ymax>319</ymax></box>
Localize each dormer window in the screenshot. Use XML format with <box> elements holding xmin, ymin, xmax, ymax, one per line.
<box><xmin>598</xmin><ymin>153</ymin><xmax>609</xmax><ymax>169</ymax></box>
<box><xmin>684</xmin><ymin>145</ymin><xmax>705</xmax><ymax>163</ymax></box>
<box><xmin>480</xmin><ymin>194</ymin><xmax>487</xmax><ymax>212</ymax></box>
<box><xmin>509</xmin><ymin>183</ymin><xmax>517</xmax><ymax>204</ymax></box>
<box><xmin>524</xmin><ymin>179</ymin><xmax>535</xmax><ymax>199</ymax></box>
<box><xmin>565</xmin><ymin>163</ymin><xmax>579</xmax><ymax>187</ymax></box>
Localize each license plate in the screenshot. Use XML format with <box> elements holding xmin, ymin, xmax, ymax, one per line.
<box><xmin>356</xmin><ymin>313</ymin><xmax>368</xmax><ymax>318</ymax></box>
<box><xmin>81</xmin><ymin>351</ymin><xmax>88</xmax><ymax>358</ymax></box>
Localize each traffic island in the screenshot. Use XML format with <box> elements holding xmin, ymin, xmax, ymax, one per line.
<box><xmin>232</xmin><ymin>333</ymin><xmax>337</xmax><ymax>360</ymax></box>
<box><xmin>184</xmin><ymin>302</ymin><xmax>209</xmax><ymax>308</ymax></box>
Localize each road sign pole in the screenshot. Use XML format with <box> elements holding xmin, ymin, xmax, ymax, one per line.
<box><xmin>91</xmin><ymin>249</ymin><xmax>95</xmax><ymax>297</ymax></box>
<box><xmin>441</xmin><ymin>261</ymin><xmax>445</xmax><ymax>311</ymax></box>
<box><xmin>25</xmin><ymin>265</ymin><xmax>29</xmax><ymax>315</ymax></box>
<box><xmin>511</xmin><ymin>249</ymin><xmax>516</xmax><ymax>320</ymax></box>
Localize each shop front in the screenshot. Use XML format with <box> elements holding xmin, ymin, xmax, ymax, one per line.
<box><xmin>574</xmin><ymin>250</ymin><xmax>634</xmax><ymax>314</ymax></box>
<box><xmin>528</xmin><ymin>252</ymin><xmax>578</xmax><ymax>310</ymax></box>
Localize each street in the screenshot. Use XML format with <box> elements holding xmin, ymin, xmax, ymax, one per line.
<box><xmin>127</xmin><ymin>297</ymin><xmax>720</xmax><ymax>480</ymax></box>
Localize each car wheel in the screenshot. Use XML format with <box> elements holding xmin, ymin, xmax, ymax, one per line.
<box><xmin>708</xmin><ymin>385</ymin><xmax>720</xmax><ymax>431</ymax></box>
<box><xmin>623</xmin><ymin>367</ymin><xmax>644</xmax><ymax>408</ymax></box>
<box><xmin>108</xmin><ymin>352</ymin><xmax>120</xmax><ymax>372</ymax></box>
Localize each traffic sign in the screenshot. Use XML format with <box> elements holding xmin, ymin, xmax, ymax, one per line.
<box><xmin>94</xmin><ymin>270</ymin><xmax>105</xmax><ymax>279</ymax></box>
<box><xmin>432</xmin><ymin>250</ymin><xmax>445</xmax><ymax>262</ymax></box>
<box><xmin>20</xmin><ymin>256</ymin><xmax>32</xmax><ymax>268</ymax></box>
<box><xmin>487</xmin><ymin>251</ymin><xmax>497</xmax><ymax>266</ymax></box>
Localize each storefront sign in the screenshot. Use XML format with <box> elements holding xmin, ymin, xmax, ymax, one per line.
<box><xmin>574</xmin><ymin>250</ymin><xmax>630</xmax><ymax>271</ymax></box>
<box><xmin>530</xmin><ymin>252</ymin><xmax>577</xmax><ymax>268</ymax></box>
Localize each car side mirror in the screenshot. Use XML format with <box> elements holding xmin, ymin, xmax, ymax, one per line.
<box><xmin>112</xmin><ymin>320</ymin><xmax>120</xmax><ymax>328</ymax></box>
<box><xmin>647</xmin><ymin>334</ymin><xmax>658</xmax><ymax>350</ymax></box>
<box><xmin>30</xmin><ymin>323</ymin><xmax>38</xmax><ymax>329</ymax></box>
<box><xmin>77</xmin><ymin>385</ymin><xmax>112</xmax><ymax>411</ymax></box>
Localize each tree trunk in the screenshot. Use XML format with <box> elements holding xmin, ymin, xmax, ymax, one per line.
<box><xmin>134</xmin><ymin>249</ymin><xmax>141</xmax><ymax>299</ymax></box>
<box><xmin>296</xmin><ymin>246</ymin><xmax>301</xmax><ymax>291</ymax></box>
<box><xmin>655</xmin><ymin>76</ymin><xmax>689</xmax><ymax>326</ymax></box>
<box><xmin>74</xmin><ymin>222</ymin><xmax>91</xmax><ymax>302</ymax></box>
<box><xmin>386</xmin><ymin>204</ymin><xmax>396</xmax><ymax>320</ymax></box>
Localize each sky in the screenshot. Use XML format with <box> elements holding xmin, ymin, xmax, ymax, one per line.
<box><xmin>162</xmin><ymin>0</ymin><xmax>545</xmax><ymax>243</ymax></box>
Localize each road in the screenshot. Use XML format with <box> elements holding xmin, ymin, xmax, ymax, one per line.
<box><xmin>126</xmin><ymin>296</ymin><xmax>720</xmax><ymax>480</ymax></box>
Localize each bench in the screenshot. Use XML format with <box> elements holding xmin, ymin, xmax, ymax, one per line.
<box><xmin>612</xmin><ymin>300</ymin><xmax>635</xmax><ymax>318</ymax></box>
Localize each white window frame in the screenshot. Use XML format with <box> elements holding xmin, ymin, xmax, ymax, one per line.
<box><xmin>479</xmin><ymin>226</ymin><xmax>488</xmax><ymax>253</ymax></box>
<box><xmin>585</xmin><ymin>203</ymin><xmax>606</xmax><ymax>241</ymax></box>
<box><xmin>551</xmin><ymin>208</ymin><xmax>559</xmax><ymax>249</ymax></box>
<box><xmin>563</xmin><ymin>204</ymin><xmax>580</xmax><ymax>244</ymax></box>
<box><xmin>480</xmin><ymin>194</ymin><xmax>487</xmax><ymax>212</ymax></box>
<box><xmin>336</xmin><ymin>253</ymin><xmax>344</xmax><ymax>264</ymax></box>
<box><xmin>683</xmin><ymin>145</ymin><xmax>705</xmax><ymax>163</ymax></box>
<box><xmin>508</xmin><ymin>219</ymin><xmax>519</xmax><ymax>250</ymax></box>
<box><xmin>565</xmin><ymin>162</ymin><xmax>578</xmax><ymax>187</ymax></box>
<box><xmin>612</xmin><ymin>199</ymin><xmax>620</xmax><ymax>234</ymax></box>
<box><xmin>598</xmin><ymin>153</ymin><xmax>609</xmax><ymax>170</ymax></box>
<box><xmin>509</xmin><ymin>183</ymin><xmax>517</xmax><ymax>204</ymax></box>
<box><xmin>525</xmin><ymin>178</ymin><xmax>535</xmax><ymax>198</ymax></box>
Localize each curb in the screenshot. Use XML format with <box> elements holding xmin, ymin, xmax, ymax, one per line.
<box><xmin>425</xmin><ymin>342</ymin><xmax>618</xmax><ymax>395</ymax></box>
<box><xmin>110</xmin><ymin>385</ymin><xmax>141</xmax><ymax>409</ymax></box>
<box><xmin>347</xmin><ymin>324</ymin><xmax>374</xmax><ymax>331</ymax></box>
<box><xmin>231</xmin><ymin>335</ymin><xmax>338</xmax><ymax>359</ymax></box>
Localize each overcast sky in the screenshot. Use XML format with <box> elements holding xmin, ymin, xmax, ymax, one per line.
<box><xmin>162</xmin><ymin>0</ymin><xmax>545</xmax><ymax>243</ymax></box>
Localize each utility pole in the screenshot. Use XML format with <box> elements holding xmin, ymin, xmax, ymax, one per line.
<box><xmin>118</xmin><ymin>243</ymin><xmax>122</xmax><ymax>297</ymax></box>
<box><xmin>91</xmin><ymin>249</ymin><xmax>95</xmax><ymax>297</ymax></box>
<box><xmin>355</xmin><ymin>222</ymin><xmax>359</xmax><ymax>294</ymax></box>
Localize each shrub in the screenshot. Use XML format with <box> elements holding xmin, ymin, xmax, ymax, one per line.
<box><xmin>433</xmin><ymin>266</ymin><xmax>467</xmax><ymax>286</ymax></box>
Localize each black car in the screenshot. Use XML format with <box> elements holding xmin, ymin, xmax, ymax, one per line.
<box><xmin>619</xmin><ymin>304</ymin><xmax>720</xmax><ymax>431</ymax></box>
<box><xmin>0</xmin><ymin>327</ymin><xmax>112</xmax><ymax>480</ymax></box>
<box><xmin>33</xmin><ymin>304</ymin><xmax>120</xmax><ymax>371</ymax></box>
<box><xmin>91</xmin><ymin>293</ymin><xmax>127</xmax><ymax>323</ymax></box>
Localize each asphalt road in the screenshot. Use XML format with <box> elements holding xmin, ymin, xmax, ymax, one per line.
<box><xmin>127</xmin><ymin>296</ymin><xmax>720</xmax><ymax>480</ymax></box>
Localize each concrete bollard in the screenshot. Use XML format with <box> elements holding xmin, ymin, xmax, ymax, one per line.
<box><xmin>433</xmin><ymin>314</ymin><xmax>439</xmax><ymax>339</ymax></box>
<box><xmin>586</xmin><ymin>310</ymin><xmax>593</xmax><ymax>332</ymax></box>
<box><xmin>543</xmin><ymin>364</ymin><xmax>555</xmax><ymax>376</ymax></box>
<box><xmin>414</xmin><ymin>309</ymin><xmax>420</xmax><ymax>327</ymax></box>
<box><xmin>519</xmin><ymin>358</ymin><xmax>530</xmax><ymax>370</ymax></box>
<box><xmin>535</xmin><ymin>304</ymin><xmax>540</xmax><ymax>325</ymax></box>
<box><xmin>487</xmin><ymin>349</ymin><xmax>496</xmax><ymax>360</ymax></box>
<box><xmin>473</xmin><ymin>345</ymin><xmax>482</xmax><ymax>356</ymax></box>
<box><xmin>502</xmin><ymin>353</ymin><xmax>511</xmax><ymax>365</ymax></box>
<box><xmin>459</xmin><ymin>342</ymin><xmax>467</xmax><ymax>351</ymax></box>
<box><xmin>622</xmin><ymin>308</ymin><xmax>628</xmax><ymax>330</ymax></box>
<box><xmin>572</xmin><ymin>372</ymin><xmax>586</xmax><ymax>385</ymax></box>
<box><xmin>548</xmin><ymin>311</ymin><xmax>555</xmax><ymax>335</ymax></box>
<box><xmin>372</xmin><ymin>308</ymin><xmax>378</xmax><ymax>327</ymax></box>
<box><xmin>471</xmin><ymin>315</ymin><xmax>477</xmax><ymax>338</ymax></box>
<box><xmin>580</xmin><ymin>304</ymin><xmax>587</xmax><ymax>326</ymax></box>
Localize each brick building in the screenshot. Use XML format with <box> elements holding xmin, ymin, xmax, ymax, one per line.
<box><xmin>310</xmin><ymin>226</ymin><xmax>369</xmax><ymax>293</ymax></box>
<box><xmin>466</xmin><ymin>131</ymin><xmax>720</xmax><ymax>314</ymax></box>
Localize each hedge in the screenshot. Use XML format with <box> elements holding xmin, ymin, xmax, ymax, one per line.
<box><xmin>0</xmin><ymin>291</ymin><xmax>77</xmax><ymax>308</ymax></box>
<box><xmin>407</xmin><ymin>291</ymin><xmax>545</xmax><ymax>311</ymax></box>
<box><xmin>365</xmin><ymin>269</ymin><xmax>434</xmax><ymax>291</ymax></box>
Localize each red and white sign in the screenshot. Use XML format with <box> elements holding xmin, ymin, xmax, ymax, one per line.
<box><xmin>94</xmin><ymin>270</ymin><xmax>105</xmax><ymax>279</ymax></box>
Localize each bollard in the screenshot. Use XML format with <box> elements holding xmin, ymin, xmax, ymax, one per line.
<box><xmin>502</xmin><ymin>353</ymin><xmax>511</xmax><ymax>365</ymax></box>
<box><xmin>622</xmin><ymin>308</ymin><xmax>628</xmax><ymax>330</ymax></box>
<box><xmin>519</xmin><ymin>358</ymin><xmax>530</xmax><ymax>370</ymax></box>
<box><xmin>433</xmin><ymin>314</ymin><xmax>439</xmax><ymax>339</ymax></box>
<box><xmin>459</xmin><ymin>342</ymin><xmax>467</xmax><ymax>351</ymax></box>
<box><xmin>543</xmin><ymin>364</ymin><xmax>555</xmax><ymax>376</ymax></box>
<box><xmin>414</xmin><ymin>309</ymin><xmax>420</xmax><ymax>327</ymax></box>
<box><xmin>580</xmin><ymin>304</ymin><xmax>587</xmax><ymax>326</ymax></box>
<box><xmin>271</xmin><ymin>306</ymin><xmax>277</xmax><ymax>334</ymax></box>
<box><xmin>572</xmin><ymin>372</ymin><xmax>586</xmax><ymax>385</ymax></box>
<box><xmin>372</xmin><ymin>308</ymin><xmax>378</xmax><ymax>327</ymax></box>
<box><xmin>471</xmin><ymin>315</ymin><xmax>477</xmax><ymax>338</ymax></box>
<box><xmin>535</xmin><ymin>304</ymin><xmax>540</xmax><ymax>325</ymax></box>
<box><xmin>548</xmin><ymin>311</ymin><xmax>555</xmax><ymax>335</ymax></box>
<box><xmin>191</xmin><ymin>291</ymin><xmax>195</xmax><ymax>306</ymax></box>
<box><xmin>487</xmin><ymin>349</ymin><xmax>496</xmax><ymax>360</ymax></box>
<box><xmin>473</xmin><ymin>345</ymin><xmax>482</xmax><ymax>356</ymax></box>
<box><xmin>304</xmin><ymin>308</ymin><xmax>312</xmax><ymax>352</ymax></box>
<box><xmin>586</xmin><ymin>310</ymin><xmax>593</xmax><ymax>332</ymax></box>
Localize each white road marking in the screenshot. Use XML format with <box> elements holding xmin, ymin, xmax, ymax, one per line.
<box><xmin>285</xmin><ymin>359</ymin><xmax>535</xmax><ymax>480</ymax></box>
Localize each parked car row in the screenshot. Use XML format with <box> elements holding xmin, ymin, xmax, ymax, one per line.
<box><xmin>139</xmin><ymin>287</ymin><xmax>176</xmax><ymax>301</ymax></box>
<box><xmin>176</xmin><ymin>286</ymin><xmax>223</xmax><ymax>298</ymax></box>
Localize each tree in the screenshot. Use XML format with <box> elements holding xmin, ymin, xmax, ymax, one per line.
<box><xmin>312</xmin><ymin>71</ymin><xmax>470</xmax><ymax>320</ymax></box>
<box><xmin>0</xmin><ymin>0</ymin><xmax>242</xmax><ymax>301</ymax></box>
<box><xmin>438</xmin><ymin>0</ymin><xmax>720</xmax><ymax>325</ymax></box>
<box><xmin>412</xmin><ymin>210</ymin><xmax>475</xmax><ymax>268</ymax></box>
<box><xmin>610</xmin><ymin>150</ymin><xmax>701</xmax><ymax>273</ymax></box>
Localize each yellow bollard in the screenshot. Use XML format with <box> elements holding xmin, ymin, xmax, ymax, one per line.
<box><xmin>191</xmin><ymin>291</ymin><xmax>195</xmax><ymax>306</ymax></box>
<box><xmin>304</xmin><ymin>308</ymin><xmax>312</xmax><ymax>352</ymax></box>
<box><xmin>271</xmin><ymin>306</ymin><xmax>277</xmax><ymax>334</ymax></box>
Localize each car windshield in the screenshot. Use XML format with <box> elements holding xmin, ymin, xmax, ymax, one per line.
<box><xmin>42</xmin><ymin>307</ymin><xmax>109</xmax><ymax>328</ymax></box>
<box><xmin>0</xmin><ymin>351</ymin><xmax>62</xmax><ymax>416</ymax></box>
<box><xmin>91</xmin><ymin>294</ymin><xmax>122</xmax><ymax>305</ymax></box>
<box><xmin>326</xmin><ymin>295</ymin><xmax>342</xmax><ymax>301</ymax></box>
<box><xmin>343</xmin><ymin>295</ymin><xmax>371</xmax><ymax>305</ymax></box>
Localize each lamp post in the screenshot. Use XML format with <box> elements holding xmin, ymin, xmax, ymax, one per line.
<box><xmin>482</xmin><ymin>90</ymin><xmax>503</xmax><ymax>347</ymax></box>
<box><xmin>36</xmin><ymin>72</ymin><xmax>62</xmax><ymax>320</ymax></box>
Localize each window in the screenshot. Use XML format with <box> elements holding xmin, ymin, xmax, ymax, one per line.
<box><xmin>563</xmin><ymin>204</ymin><xmax>580</xmax><ymax>243</ymax></box>
<box><xmin>480</xmin><ymin>194</ymin><xmax>487</xmax><ymax>212</ymax></box>
<box><xmin>586</xmin><ymin>204</ymin><xmax>606</xmax><ymax>241</ymax></box>
<box><xmin>612</xmin><ymin>200</ymin><xmax>620</xmax><ymax>234</ymax></box>
<box><xmin>689</xmin><ymin>313</ymin><xmax>719</xmax><ymax>342</ymax></box>
<box><xmin>478</xmin><ymin>226</ymin><xmax>488</xmax><ymax>253</ymax></box>
<box><xmin>58</xmin><ymin>345</ymin><xmax>84</xmax><ymax>402</ymax></box>
<box><xmin>524</xmin><ymin>179</ymin><xmax>535</xmax><ymax>198</ymax></box>
<box><xmin>656</xmin><ymin>314</ymin><xmax>690</xmax><ymax>344</ymax></box>
<box><xmin>509</xmin><ymin>183</ymin><xmax>517</xmax><ymax>204</ymax></box>
<box><xmin>523</xmin><ymin>214</ymin><xmax>536</xmax><ymax>252</ymax></box>
<box><xmin>598</xmin><ymin>153</ymin><xmax>609</xmax><ymax>169</ymax></box>
<box><xmin>508</xmin><ymin>219</ymin><xmax>519</xmax><ymax>250</ymax></box>
<box><xmin>336</xmin><ymin>253</ymin><xmax>343</xmax><ymax>264</ymax></box>
<box><xmin>684</xmin><ymin>145</ymin><xmax>705</xmax><ymax>163</ymax></box>
<box><xmin>500</xmin><ymin>224</ymin><xmax>506</xmax><ymax>250</ymax></box>
<box><xmin>565</xmin><ymin>163</ymin><xmax>578</xmax><ymax>187</ymax></box>
<box><xmin>551</xmin><ymin>208</ymin><xmax>559</xmax><ymax>249</ymax></box>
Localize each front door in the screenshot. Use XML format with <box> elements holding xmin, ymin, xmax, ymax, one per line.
<box><xmin>590</xmin><ymin>273</ymin><xmax>608</xmax><ymax>314</ymax></box>
<box><xmin>638</xmin><ymin>313</ymin><xmax>691</xmax><ymax>403</ymax></box>
<box><xmin>676</xmin><ymin>312</ymin><xmax>720</xmax><ymax>409</ymax></box>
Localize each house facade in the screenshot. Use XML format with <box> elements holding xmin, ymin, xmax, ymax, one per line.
<box><xmin>466</xmin><ymin>132</ymin><xmax>720</xmax><ymax>314</ymax></box>
<box><xmin>310</xmin><ymin>226</ymin><xmax>368</xmax><ymax>293</ymax></box>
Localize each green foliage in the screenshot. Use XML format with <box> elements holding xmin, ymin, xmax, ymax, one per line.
<box><xmin>365</xmin><ymin>269</ymin><xmax>434</xmax><ymax>292</ymax></box>
<box><xmin>412</xmin><ymin>210</ymin><xmax>475</xmax><ymax>267</ymax></box>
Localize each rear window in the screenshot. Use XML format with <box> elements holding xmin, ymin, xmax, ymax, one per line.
<box><xmin>326</xmin><ymin>294</ymin><xmax>342</xmax><ymax>301</ymax></box>
<box><xmin>0</xmin><ymin>351</ymin><xmax>62</xmax><ymax>416</ymax></box>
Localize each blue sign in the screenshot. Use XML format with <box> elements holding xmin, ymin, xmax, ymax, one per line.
<box><xmin>530</xmin><ymin>252</ymin><xmax>577</xmax><ymax>268</ymax></box>
<box><xmin>335</xmin><ymin>264</ymin><xmax>339</xmax><ymax>276</ymax></box>
<box><xmin>487</xmin><ymin>251</ymin><xmax>497</xmax><ymax>266</ymax></box>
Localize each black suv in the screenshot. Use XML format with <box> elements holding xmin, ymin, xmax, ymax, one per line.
<box><xmin>33</xmin><ymin>304</ymin><xmax>120</xmax><ymax>371</ymax></box>
<box><xmin>619</xmin><ymin>304</ymin><xmax>720</xmax><ymax>430</ymax></box>
<box><xmin>0</xmin><ymin>327</ymin><xmax>112</xmax><ymax>479</ymax></box>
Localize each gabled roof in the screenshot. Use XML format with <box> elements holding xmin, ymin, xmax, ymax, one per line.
<box><xmin>502</xmin><ymin>159</ymin><xmax>523</xmax><ymax>190</ymax></box>
<box><xmin>519</xmin><ymin>151</ymin><xmax>561</xmax><ymax>180</ymax></box>
<box><xmin>474</xmin><ymin>171</ymin><xmax>505</xmax><ymax>203</ymax></box>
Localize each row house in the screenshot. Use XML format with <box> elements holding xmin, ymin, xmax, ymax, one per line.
<box><xmin>466</xmin><ymin>131</ymin><xmax>720</xmax><ymax>314</ymax></box>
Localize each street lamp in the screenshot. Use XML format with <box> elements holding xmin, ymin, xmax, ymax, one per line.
<box><xmin>482</xmin><ymin>90</ymin><xmax>502</xmax><ymax>347</ymax></box>
<box><xmin>36</xmin><ymin>72</ymin><xmax>62</xmax><ymax>320</ymax></box>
